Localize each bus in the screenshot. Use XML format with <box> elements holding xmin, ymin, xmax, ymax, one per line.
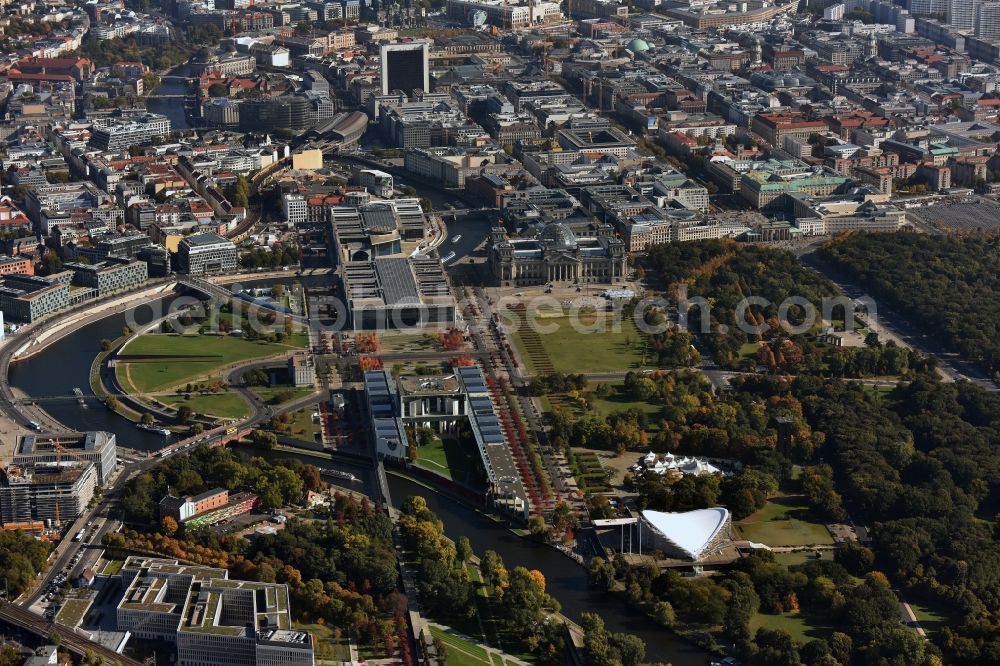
<box><xmin>72</xmin><ymin>530</ymin><xmax>85</xmax><ymax>542</ymax></box>
<box><xmin>28</xmin><ymin>420</ymin><xmax>41</xmax><ymax>431</ymax></box>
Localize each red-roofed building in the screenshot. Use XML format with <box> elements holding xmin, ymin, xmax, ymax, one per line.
<box><xmin>751</xmin><ymin>112</ymin><xmax>828</xmax><ymax>146</ymax></box>
<box><xmin>660</xmin><ymin>131</ymin><xmax>699</xmax><ymax>156</ymax></box>
<box><xmin>956</xmin><ymin>97</ymin><xmax>1000</xmax><ymax>122</ymax></box>
<box><xmin>115</xmin><ymin>62</ymin><xmax>149</xmax><ymax>78</ymax></box>
<box><xmin>307</xmin><ymin>194</ymin><xmax>345</xmax><ymax>222</ymax></box>
<box><xmin>12</xmin><ymin>57</ymin><xmax>93</xmax><ymax>81</ymax></box>
<box><xmin>0</xmin><ymin>198</ymin><xmax>31</xmax><ymax>228</ymax></box>
<box><xmin>826</xmin><ymin>112</ymin><xmax>890</xmax><ymax>139</ymax></box>
<box><xmin>189</xmin><ymin>201</ymin><xmax>214</xmax><ymax>219</ymax></box>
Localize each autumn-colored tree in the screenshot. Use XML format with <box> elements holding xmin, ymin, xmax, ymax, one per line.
<box><xmin>528</xmin><ymin>569</ymin><xmax>546</xmax><ymax>593</ymax></box>
<box><xmin>354</xmin><ymin>332</ymin><xmax>379</xmax><ymax>353</ymax></box>
<box><xmin>161</xmin><ymin>516</ymin><xmax>178</xmax><ymax>536</ymax></box>
<box><xmin>359</xmin><ymin>356</ymin><xmax>384</xmax><ymax>371</ymax></box>
<box><xmin>438</xmin><ymin>328</ymin><xmax>465</xmax><ymax>350</ymax></box>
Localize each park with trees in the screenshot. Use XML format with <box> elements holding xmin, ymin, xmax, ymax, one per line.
<box><xmin>819</xmin><ymin>231</ymin><xmax>1000</xmax><ymax>377</ymax></box>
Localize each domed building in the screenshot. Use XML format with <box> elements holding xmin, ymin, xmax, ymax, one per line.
<box><xmin>539</xmin><ymin>222</ymin><xmax>578</xmax><ymax>250</ymax></box>
<box><xmin>625</xmin><ymin>38</ymin><xmax>651</xmax><ymax>54</ymax></box>
<box><xmin>488</xmin><ymin>221</ymin><xmax>627</xmax><ymax>287</ymax></box>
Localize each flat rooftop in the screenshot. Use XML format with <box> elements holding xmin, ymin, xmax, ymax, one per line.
<box><xmin>16</xmin><ymin>431</ymin><xmax>113</xmax><ymax>454</ymax></box>
<box><xmin>398</xmin><ymin>374</ymin><xmax>462</xmax><ymax>396</ymax></box>
<box><xmin>343</xmin><ymin>256</ymin><xmax>452</xmax><ymax>308</ymax></box>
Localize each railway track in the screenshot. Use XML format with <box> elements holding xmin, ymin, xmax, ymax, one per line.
<box><xmin>0</xmin><ymin>601</ymin><xmax>142</xmax><ymax>666</ymax></box>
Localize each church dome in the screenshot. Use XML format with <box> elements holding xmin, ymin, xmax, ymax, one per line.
<box><xmin>626</xmin><ymin>38</ymin><xmax>651</xmax><ymax>53</ymax></box>
<box><xmin>539</xmin><ymin>223</ymin><xmax>578</xmax><ymax>250</ymax></box>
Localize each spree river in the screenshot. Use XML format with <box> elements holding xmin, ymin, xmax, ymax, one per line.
<box><xmin>146</xmin><ymin>66</ymin><xmax>192</xmax><ymax>130</ymax></box>
<box><xmin>8</xmin><ymin>295</ymin><xmax>709</xmax><ymax>666</ymax></box>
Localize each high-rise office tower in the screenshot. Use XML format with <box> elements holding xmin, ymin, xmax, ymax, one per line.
<box><xmin>948</xmin><ymin>0</ymin><xmax>979</xmax><ymax>30</ymax></box>
<box><xmin>908</xmin><ymin>0</ymin><xmax>949</xmax><ymax>16</ymax></box>
<box><xmin>380</xmin><ymin>42</ymin><xmax>430</xmax><ymax>95</ymax></box>
<box><xmin>977</xmin><ymin>1</ymin><xmax>1000</xmax><ymax>38</ymax></box>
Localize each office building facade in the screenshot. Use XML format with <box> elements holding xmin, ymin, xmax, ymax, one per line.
<box><xmin>0</xmin><ymin>463</ymin><xmax>97</xmax><ymax>525</ymax></box>
<box><xmin>89</xmin><ymin>114</ymin><xmax>171</xmax><ymax>151</ymax></box>
<box><xmin>116</xmin><ymin>557</ymin><xmax>313</xmax><ymax>666</ymax></box>
<box><xmin>380</xmin><ymin>42</ymin><xmax>430</xmax><ymax>95</ymax></box>
<box><xmin>14</xmin><ymin>432</ymin><xmax>117</xmax><ymax>486</ymax></box>
<box><xmin>178</xmin><ymin>233</ymin><xmax>239</xmax><ymax>275</ymax></box>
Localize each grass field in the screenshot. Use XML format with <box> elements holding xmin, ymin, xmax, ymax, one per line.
<box><xmin>252</xmin><ymin>386</ymin><xmax>314</xmax><ymax>406</ymax></box>
<box><xmin>736</xmin><ymin>495</ymin><xmax>833</xmax><ymax>547</ymax></box>
<box><xmin>910</xmin><ymin>600</ymin><xmax>962</xmax><ymax>637</ymax></box>
<box><xmin>569</xmin><ymin>449</ymin><xmax>612</xmax><ymax>494</ymax></box>
<box><xmin>160</xmin><ymin>393</ymin><xmax>250</xmax><ymax>419</ymax></box>
<box><xmin>55</xmin><ymin>598</ymin><xmax>92</xmax><ymax>628</ymax></box>
<box><xmin>429</xmin><ymin>625</ymin><xmax>509</xmax><ymax>666</ymax></box>
<box><xmin>773</xmin><ymin>550</ymin><xmax>833</xmax><ymax>568</ymax></box>
<box><xmin>749</xmin><ymin>607</ymin><xmax>834</xmax><ymax>643</ymax></box>
<box><xmin>378</xmin><ymin>332</ymin><xmax>443</xmax><ymax>353</ymax></box>
<box><xmin>415</xmin><ymin>435</ymin><xmax>485</xmax><ymax>487</ymax></box>
<box><xmin>283</xmin><ymin>407</ymin><xmax>322</xmax><ymax>442</ymax></box>
<box><xmin>293</xmin><ymin>621</ymin><xmax>352</xmax><ymax>661</ymax></box>
<box><xmin>511</xmin><ymin>313</ymin><xmax>647</xmax><ymax>375</ymax></box>
<box><xmin>118</xmin><ymin>334</ymin><xmax>302</xmax><ymax>393</ymax></box>
<box><xmin>588</xmin><ymin>381</ymin><xmax>664</xmax><ymax>420</ymax></box>
<box><xmin>101</xmin><ymin>560</ymin><xmax>124</xmax><ymax>575</ymax></box>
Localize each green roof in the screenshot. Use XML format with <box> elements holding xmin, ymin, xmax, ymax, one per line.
<box><xmin>626</xmin><ymin>38</ymin><xmax>651</xmax><ymax>52</ymax></box>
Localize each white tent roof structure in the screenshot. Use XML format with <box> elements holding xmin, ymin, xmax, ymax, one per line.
<box><xmin>641</xmin><ymin>508</ymin><xmax>731</xmax><ymax>560</ymax></box>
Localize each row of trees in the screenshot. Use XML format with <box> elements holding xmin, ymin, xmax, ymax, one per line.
<box><xmin>787</xmin><ymin>377</ymin><xmax>1000</xmax><ymax>663</ymax></box>
<box><xmin>646</xmin><ymin>240</ymin><xmax>926</xmax><ymax>379</ymax></box>
<box><xmin>76</xmin><ymin>36</ymin><xmax>191</xmax><ymax>71</ymax></box>
<box><xmin>549</xmin><ymin>370</ymin><xmax>821</xmax><ymax>462</ymax></box>
<box><xmin>239</xmin><ymin>244</ymin><xmax>300</xmax><ymax>270</ymax></box>
<box><xmin>121</xmin><ymin>446</ymin><xmax>319</xmax><ymax>525</ymax></box>
<box><xmin>0</xmin><ymin>530</ymin><xmax>51</xmax><ymax>598</ymax></box>
<box><xmin>590</xmin><ymin>541</ymin><xmax>940</xmax><ymax>665</ymax></box>
<box><xmin>398</xmin><ymin>496</ymin><xmax>566</xmax><ymax>660</ymax></box>
<box><xmin>820</xmin><ymin>232</ymin><xmax>1000</xmax><ymax>375</ymax></box>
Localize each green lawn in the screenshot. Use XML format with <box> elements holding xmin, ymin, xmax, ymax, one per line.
<box><xmin>909</xmin><ymin>600</ymin><xmax>962</xmax><ymax>637</ymax></box>
<box><xmin>588</xmin><ymin>381</ymin><xmax>664</xmax><ymax>421</ymax></box>
<box><xmin>415</xmin><ymin>434</ymin><xmax>450</xmax><ymax>478</ymax></box>
<box><xmin>379</xmin><ymin>332</ymin><xmax>443</xmax><ymax>353</ymax></box>
<box><xmin>414</xmin><ymin>435</ymin><xmax>485</xmax><ymax>486</ymax></box>
<box><xmin>569</xmin><ymin>449</ymin><xmax>612</xmax><ymax>494</ymax></box>
<box><xmin>750</xmin><ymin>607</ymin><xmax>834</xmax><ymax>643</ymax></box>
<box><xmin>429</xmin><ymin>625</ymin><xmax>493</xmax><ymax>666</ymax></box>
<box><xmin>118</xmin><ymin>334</ymin><xmax>303</xmax><ymax>392</ymax></box>
<box><xmin>282</xmin><ymin>407</ymin><xmax>322</xmax><ymax>442</ymax></box>
<box><xmin>511</xmin><ymin>313</ymin><xmax>648</xmax><ymax>375</ymax></box>
<box><xmin>160</xmin><ymin>393</ymin><xmax>250</xmax><ymax>419</ymax></box>
<box><xmin>251</xmin><ymin>386</ymin><xmax>314</xmax><ymax>406</ymax></box>
<box><xmin>736</xmin><ymin>495</ymin><xmax>833</xmax><ymax>547</ymax></box>
<box><xmin>293</xmin><ymin>621</ymin><xmax>352</xmax><ymax>662</ymax></box>
<box><xmin>773</xmin><ymin>550</ymin><xmax>833</xmax><ymax>568</ymax></box>
<box><xmin>55</xmin><ymin>598</ymin><xmax>92</xmax><ymax>628</ymax></box>
<box><xmin>102</xmin><ymin>560</ymin><xmax>124</xmax><ymax>576</ymax></box>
